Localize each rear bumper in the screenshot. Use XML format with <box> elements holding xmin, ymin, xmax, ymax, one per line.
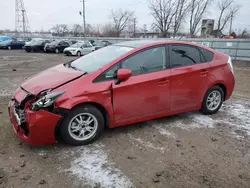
<box><xmin>9</xmin><ymin>100</ymin><xmax>62</xmax><ymax>145</ymax></box>
<box><xmin>225</xmin><ymin>72</ymin><xmax>235</xmax><ymax>100</ymax></box>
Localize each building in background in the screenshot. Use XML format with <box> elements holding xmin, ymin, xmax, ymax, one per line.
<box><xmin>201</xmin><ymin>19</ymin><xmax>215</xmax><ymax>38</ymax></box>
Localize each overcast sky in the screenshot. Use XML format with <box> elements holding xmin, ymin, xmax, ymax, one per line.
<box><xmin>0</xmin><ymin>0</ymin><xmax>250</xmax><ymax>33</ymax></box>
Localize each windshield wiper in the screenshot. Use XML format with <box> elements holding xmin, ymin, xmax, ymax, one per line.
<box><xmin>64</xmin><ymin>61</ymin><xmax>87</xmax><ymax>74</ymax></box>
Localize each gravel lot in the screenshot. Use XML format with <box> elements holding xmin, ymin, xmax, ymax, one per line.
<box><xmin>0</xmin><ymin>50</ymin><xmax>250</xmax><ymax>188</ymax></box>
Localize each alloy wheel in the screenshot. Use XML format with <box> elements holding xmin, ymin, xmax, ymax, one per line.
<box><xmin>68</xmin><ymin>113</ymin><xmax>98</xmax><ymax>141</ymax></box>
<box><xmin>206</xmin><ymin>90</ymin><xmax>222</xmax><ymax>111</ymax></box>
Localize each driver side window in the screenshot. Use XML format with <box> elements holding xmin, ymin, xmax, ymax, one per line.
<box><xmin>121</xmin><ymin>46</ymin><xmax>166</xmax><ymax>76</ymax></box>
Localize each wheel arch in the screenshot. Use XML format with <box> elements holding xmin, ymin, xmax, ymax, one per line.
<box><xmin>71</xmin><ymin>102</ymin><xmax>109</xmax><ymax>128</ymax></box>
<box><xmin>214</xmin><ymin>83</ymin><xmax>227</xmax><ymax>101</ymax></box>
<box><xmin>54</xmin><ymin>101</ymin><xmax>110</xmax><ymax>143</ymax></box>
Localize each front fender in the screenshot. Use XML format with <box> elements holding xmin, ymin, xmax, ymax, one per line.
<box><xmin>55</xmin><ymin>93</ymin><xmax>115</xmax><ymax>127</ymax></box>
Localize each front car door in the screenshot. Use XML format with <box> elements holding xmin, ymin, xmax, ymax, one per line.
<box><xmin>112</xmin><ymin>46</ymin><xmax>171</xmax><ymax>123</ymax></box>
<box><xmin>169</xmin><ymin>44</ymin><xmax>211</xmax><ymax>113</ymax></box>
<box><xmin>80</xmin><ymin>43</ymin><xmax>93</xmax><ymax>55</ymax></box>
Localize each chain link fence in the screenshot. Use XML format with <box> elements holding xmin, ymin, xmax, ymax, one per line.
<box><xmin>45</xmin><ymin>36</ymin><xmax>250</xmax><ymax>61</ymax></box>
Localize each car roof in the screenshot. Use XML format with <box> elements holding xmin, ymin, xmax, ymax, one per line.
<box><xmin>112</xmin><ymin>39</ymin><xmax>216</xmax><ymax>52</ymax></box>
<box><xmin>112</xmin><ymin>40</ymin><xmax>162</xmax><ymax>48</ymax></box>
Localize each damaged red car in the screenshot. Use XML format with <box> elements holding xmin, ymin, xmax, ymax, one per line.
<box><xmin>9</xmin><ymin>40</ymin><xmax>235</xmax><ymax>146</ymax></box>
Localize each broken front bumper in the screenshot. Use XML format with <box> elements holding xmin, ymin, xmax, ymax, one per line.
<box><xmin>9</xmin><ymin>100</ymin><xmax>62</xmax><ymax>145</ymax></box>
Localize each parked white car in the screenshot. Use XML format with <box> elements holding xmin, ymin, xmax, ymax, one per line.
<box><xmin>63</xmin><ymin>42</ymin><xmax>94</xmax><ymax>56</ymax></box>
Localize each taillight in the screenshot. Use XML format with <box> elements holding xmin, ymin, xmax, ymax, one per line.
<box><xmin>227</xmin><ymin>56</ymin><xmax>234</xmax><ymax>74</ymax></box>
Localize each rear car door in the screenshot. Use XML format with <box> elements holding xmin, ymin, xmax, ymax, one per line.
<box><xmin>169</xmin><ymin>44</ymin><xmax>211</xmax><ymax>112</ymax></box>
<box><xmin>112</xmin><ymin>46</ymin><xmax>171</xmax><ymax>122</ymax></box>
<box><xmin>11</xmin><ymin>40</ymin><xmax>17</xmax><ymax>49</ymax></box>
<box><xmin>80</xmin><ymin>43</ymin><xmax>93</xmax><ymax>55</ymax></box>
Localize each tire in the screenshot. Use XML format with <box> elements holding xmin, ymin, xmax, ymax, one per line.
<box><xmin>59</xmin><ymin>105</ymin><xmax>105</xmax><ymax>146</ymax></box>
<box><xmin>25</xmin><ymin>50</ymin><xmax>31</xmax><ymax>53</ymax></box>
<box><xmin>77</xmin><ymin>51</ymin><xmax>81</xmax><ymax>56</ymax></box>
<box><xmin>200</xmin><ymin>86</ymin><xmax>224</xmax><ymax>115</ymax></box>
<box><xmin>7</xmin><ymin>46</ymin><xmax>11</xmax><ymax>50</ymax></box>
<box><xmin>55</xmin><ymin>48</ymin><xmax>60</xmax><ymax>54</ymax></box>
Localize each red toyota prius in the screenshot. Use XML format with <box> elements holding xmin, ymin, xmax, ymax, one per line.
<box><xmin>8</xmin><ymin>40</ymin><xmax>235</xmax><ymax>146</ymax></box>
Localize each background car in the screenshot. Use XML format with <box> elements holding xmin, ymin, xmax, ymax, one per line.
<box><xmin>25</xmin><ymin>38</ymin><xmax>43</xmax><ymax>45</ymax></box>
<box><xmin>101</xmin><ymin>40</ymin><xmax>112</xmax><ymax>46</ymax></box>
<box><xmin>9</xmin><ymin>40</ymin><xmax>235</xmax><ymax>146</ymax></box>
<box><xmin>45</xmin><ymin>40</ymin><xmax>71</xmax><ymax>53</ymax></box>
<box><xmin>24</xmin><ymin>39</ymin><xmax>50</xmax><ymax>52</ymax></box>
<box><xmin>0</xmin><ymin>35</ymin><xmax>12</xmax><ymax>42</ymax></box>
<box><xmin>0</xmin><ymin>39</ymin><xmax>25</xmax><ymax>50</ymax></box>
<box><xmin>64</xmin><ymin>41</ymin><xmax>94</xmax><ymax>56</ymax></box>
<box><xmin>91</xmin><ymin>40</ymin><xmax>105</xmax><ymax>50</ymax></box>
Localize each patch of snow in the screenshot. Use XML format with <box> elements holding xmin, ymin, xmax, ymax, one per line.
<box><xmin>221</xmin><ymin>102</ymin><xmax>250</xmax><ymax>135</ymax></box>
<box><xmin>152</xmin><ymin>125</ymin><xmax>176</xmax><ymax>138</ymax></box>
<box><xmin>65</xmin><ymin>144</ymin><xmax>134</xmax><ymax>188</ymax></box>
<box><xmin>186</xmin><ymin>113</ymin><xmax>214</xmax><ymax>128</ymax></box>
<box><xmin>128</xmin><ymin>134</ymin><xmax>165</xmax><ymax>153</ymax></box>
<box><xmin>150</xmin><ymin>100</ymin><xmax>250</xmax><ymax>138</ymax></box>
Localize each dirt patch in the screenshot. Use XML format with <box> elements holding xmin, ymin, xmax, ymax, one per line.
<box><xmin>0</xmin><ymin>50</ymin><xmax>250</xmax><ymax>188</ymax></box>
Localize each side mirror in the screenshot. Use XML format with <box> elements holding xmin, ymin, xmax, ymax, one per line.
<box><xmin>116</xmin><ymin>68</ymin><xmax>132</xmax><ymax>84</ymax></box>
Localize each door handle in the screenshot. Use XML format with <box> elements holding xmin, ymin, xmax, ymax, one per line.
<box><xmin>158</xmin><ymin>78</ymin><xmax>169</xmax><ymax>85</ymax></box>
<box><xmin>200</xmin><ymin>69</ymin><xmax>208</xmax><ymax>76</ymax></box>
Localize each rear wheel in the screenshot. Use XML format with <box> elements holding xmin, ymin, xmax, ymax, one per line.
<box><xmin>77</xmin><ymin>51</ymin><xmax>81</xmax><ymax>56</ymax></box>
<box><xmin>59</xmin><ymin>105</ymin><xmax>104</xmax><ymax>146</ymax></box>
<box><xmin>200</xmin><ymin>86</ymin><xmax>224</xmax><ymax>115</ymax></box>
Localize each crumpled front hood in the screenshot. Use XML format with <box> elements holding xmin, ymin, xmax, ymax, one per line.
<box><xmin>21</xmin><ymin>64</ymin><xmax>85</xmax><ymax>95</ymax></box>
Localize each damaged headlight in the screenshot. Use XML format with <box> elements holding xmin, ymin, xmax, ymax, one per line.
<box><xmin>31</xmin><ymin>90</ymin><xmax>65</xmax><ymax>111</ymax></box>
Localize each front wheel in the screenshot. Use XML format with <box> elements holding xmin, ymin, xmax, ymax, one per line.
<box><xmin>200</xmin><ymin>86</ymin><xmax>224</xmax><ymax>115</ymax></box>
<box><xmin>55</xmin><ymin>48</ymin><xmax>60</xmax><ymax>54</ymax></box>
<box><xmin>77</xmin><ymin>51</ymin><xmax>81</xmax><ymax>56</ymax></box>
<box><xmin>59</xmin><ymin>105</ymin><xmax>105</xmax><ymax>146</ymax></box>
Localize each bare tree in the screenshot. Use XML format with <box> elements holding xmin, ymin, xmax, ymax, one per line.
<box><xmin>235</xmin><ymin>28</ymin><xmax>250</xmax><ymax>38</ymax></box>
<box><xmin>189</xmin><ymin>0</ymin><xmax>213</xmax><ymax>37</ymax></box>
<box><xmin>52</xmin><ymin>24</ymin><xmax>68</xmax><ymax>36</ymax></box>
<box><xmin>148</xmin><ymin>0</ymin><xmax>176</xmax><ymax>37</ymax></box>
<box><xmin>172</xmin><ymin>0</ymin><xmax>190</xmax><ymax>38</ymax></box>
<box><xmin>216</xmin><ymin>0</ymin><xmax>240</xmax><ymax>37</ymax></box>
<box><xmin>71</xmin><ymin>24</ymin><xmax>83</xmax><ymax>37</ymax></box>
<box><xmin>109</xmin><ymin>9</ymin><xmax>134</xmax><ymax>37</ymax></box>
<box><xmin>101</xmin><ymin>23</ymin><xmax>117</xmax><ymax>37</ymax></box>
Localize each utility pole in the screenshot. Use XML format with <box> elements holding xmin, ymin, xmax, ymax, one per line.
<box><xmin>82</xmin><ymin>0</ymin><xmax>86</xmax><ymax>37</ymax></box>
<box><xmin>229</xmin><ymin>11</ymin><xmax>233</xmax><ymax>34</ymax></box>
<box><xmin>133</xmin><ymin>18</ymin><xmax>136</xmax><ymax>38</ymax></box>
<box><xmin>143</xmin><ymin>24</ymin><xmax>147</xmax><ymax>38</ymax></box>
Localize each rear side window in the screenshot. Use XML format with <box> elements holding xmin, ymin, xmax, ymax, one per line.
<box><xmin>199</xmin><ymin>48</ymin><xmax>214</xmax><ymax>62</ymax></box>
<box><xmin>170</xmin><ymin>45</ymin><xmax>202</xmax><ymax>68</ymax></box>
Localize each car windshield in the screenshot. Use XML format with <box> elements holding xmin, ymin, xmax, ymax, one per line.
<box><xmin>71</xmin><ymin>42</ymin><xmax>84</xmax><ymax>48</ymax></box>
<box><xmin>70</xmin><ymin>45</ymin><xmax>133</xmax><ymax>73</ymax></box>
<box><xmin>50</xmin><ymin>41</ymin><xmax>60</xmax><ymax>45</ymax></box>
<box><xmin>92</xmin><ymin>41</ymin><xmax>105</xmax><ymax>46</ymax></box>
<box><xmin>29</xmin><ymin>40</ymin><xmax>43</xmax><ymax>45</ymax></box>
<box><xmin>0</xmin><ymin>40</ymin><xmax>12</xmax><ymax>44</ymax></box>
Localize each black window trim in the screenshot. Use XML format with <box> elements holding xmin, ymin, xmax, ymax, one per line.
<box><xmin>93</xmin><ymin>45</ymin><xmax>170</xmax><ymax>83</ymax></box>
<box><xmin>197</xmin><ymin>47</ymin><xmax>214</xmax><ymax>62</ymax></box>
<box><xmin>169</xmin><ymin>43</ymin><xmax>206</xmax><ymax>69</ymax></box>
